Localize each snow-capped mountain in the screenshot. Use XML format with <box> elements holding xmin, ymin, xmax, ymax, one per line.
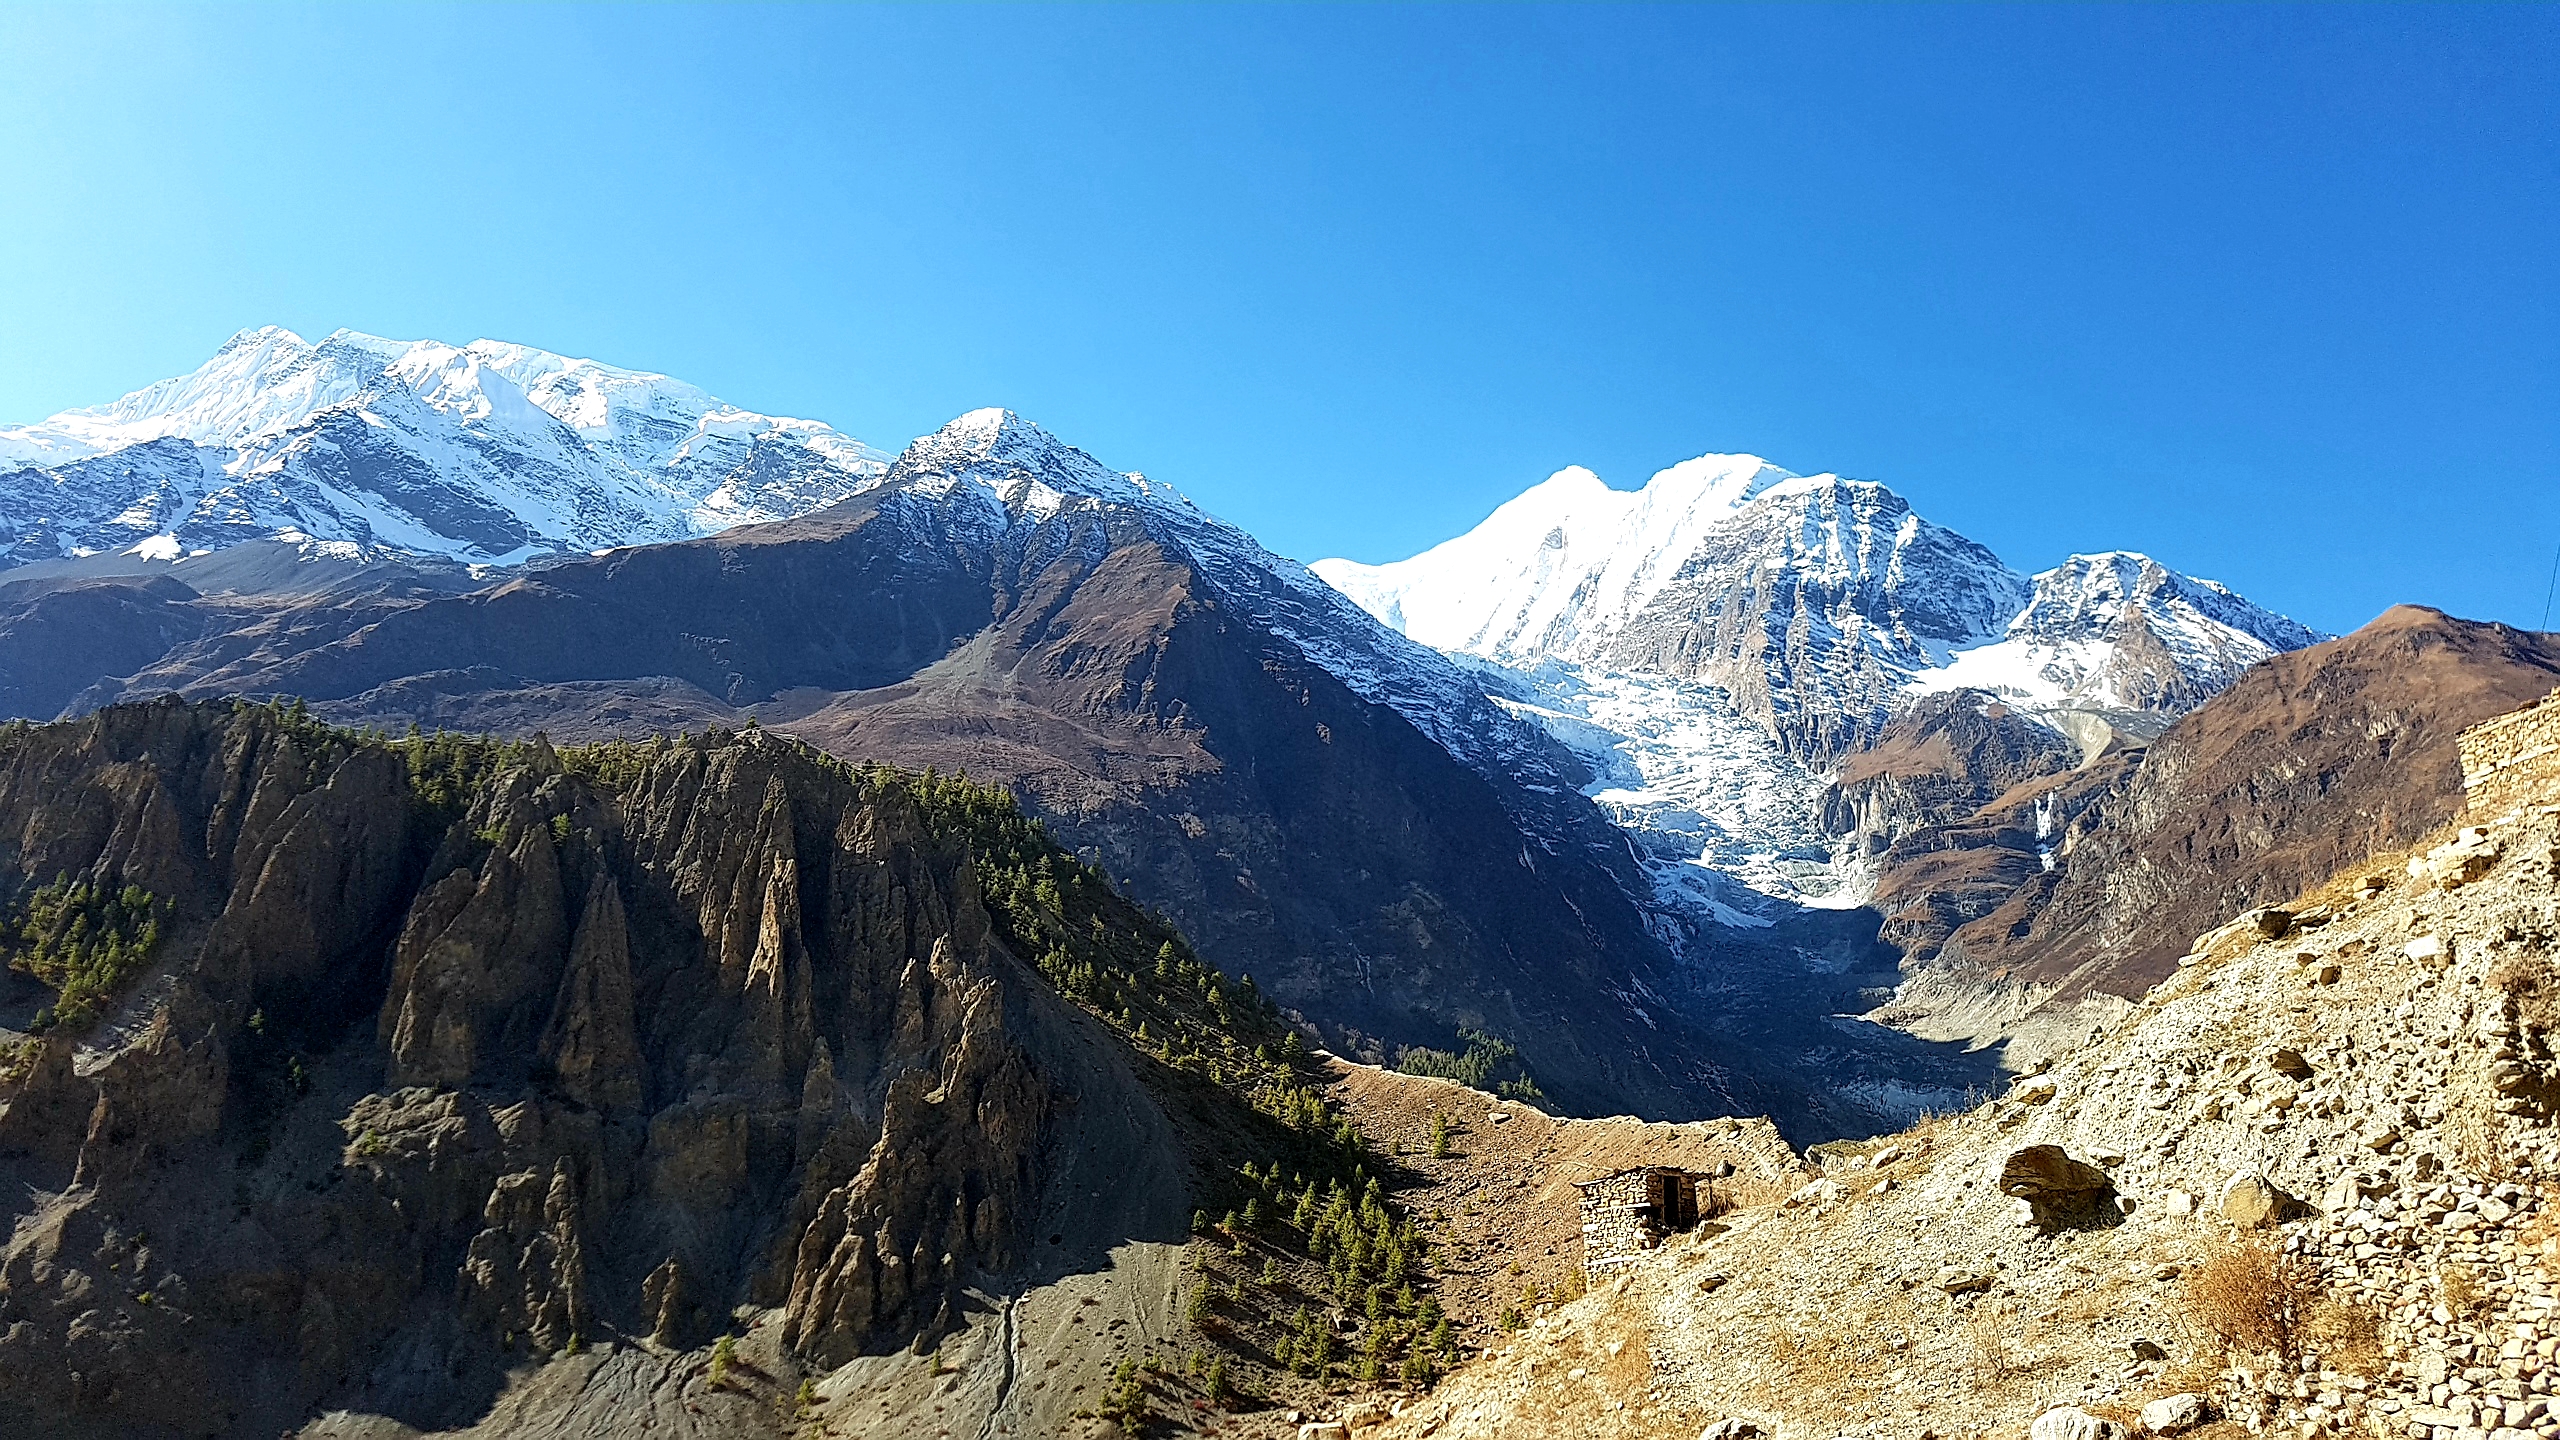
<box><xmin>1917</xmin><ymin>551</ymin><xmax>2323</xmax><ymax>714</ymax></box>
<box><xmin>1317</xmin><ymin>453</ymin><xmax>2314</xmax><ymax>741</ymax></box>
<box><xmin>0</xmin><ymin>327</ymin><xmax>887</xmax><ymax>569</ymax></box>
<box><xmin>1312</xmin><ymin>455</ymin><xmax>1796</xmax><ymax>663</ymax></box>
<box><xmin>1317</xmin><ymin>454</ymin><xmax>2321</xmax><ymax>919</ymax></box>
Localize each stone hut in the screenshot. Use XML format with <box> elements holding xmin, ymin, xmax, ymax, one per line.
<box><xmin>1575</xmin><ymin>1166</ymin><xmax>1706</xmax><ymax>1278</ymax></box>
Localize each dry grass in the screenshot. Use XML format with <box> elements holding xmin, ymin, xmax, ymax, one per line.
<box><xmin>2185</xmin><ymin>1239</ymin><xmax>2321</xmax><ymax>1367</ymax></box>
<box><xmin>2517</xmin><ymin>1187</ymin><xmax>2560</xmax><ymax>1282</ymax></box>
<box><xmin>2056</xmin><ymin>1270</ymin><xmax>2135</xmax><ymax>1324</ymax></box>
<box><xmin>2440</xmin><ymin>1261</ymin><xmax>2497</xmax><ymax>1327</ymax></box>
<box><xmin>2084</xmin><ymin>1396</ymin><xmax>2145</xmax><ymax>1431</ymax></box>
<box><xmin>2491</xmin><ymin>954</ymin><xmax>2560</xmax><ymax>1036</ymax></box>
<box><xmin>2307</xmin><ymin>1295</ymin><xmax>2385</xmax><ymax>1378</ymax></box>
<box><xmin>1964</xmin><ymin>1302</ymin><xmax>2030</xmax><ymax>1384</ymax></box>
<box><xmin>2444</xmin><ymin>1089</ymin><xmax>2509</xmax><ymax>1181</ymax></box>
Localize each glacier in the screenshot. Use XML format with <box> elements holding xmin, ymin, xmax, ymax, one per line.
<box><xmin>1315</xmin><ymin>454</ymin><xmax>2323</xmax><ymax>930</ymax></box>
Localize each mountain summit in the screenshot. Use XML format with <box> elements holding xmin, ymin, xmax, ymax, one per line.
<box><xmin>1318</xmin><ymin>459</ymin><xmax>2315</xmax><ymax>751</ymax></box>
<box><xmin>1314</xmin><ymin>456</ymin><xmax>2324</xmax><ymax>933</ymax></box>
<box><xmin>0</xmin><ymin>327</ymin><xmax>888</xmax><ymax>569</ymax></box>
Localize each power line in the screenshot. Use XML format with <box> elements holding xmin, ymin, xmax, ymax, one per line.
<box><xmin>2543</xmin><ymin>541</ymin><xmax>2560</xmax><ymax>632</ymax></box>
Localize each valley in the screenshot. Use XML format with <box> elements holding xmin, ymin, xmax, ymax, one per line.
<box><xmin>0</xmin><ymin>330</ymin><xmax>2550</xmax><ymax>1440</ymax></box>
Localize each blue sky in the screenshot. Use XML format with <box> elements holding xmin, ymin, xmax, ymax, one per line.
<box><xmin>0</xmin><ymin>3</ymin><xmax>2552</xmax><ymax>635</ymax></box>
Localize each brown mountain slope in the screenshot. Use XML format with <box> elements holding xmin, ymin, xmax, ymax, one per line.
<box><xmin>1861</xmin><ymin>606</ymin><xmax>2560</xmax><ymax>1043</ymax></box>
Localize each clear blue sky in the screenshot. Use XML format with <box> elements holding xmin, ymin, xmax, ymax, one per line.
<box><xmin>1</xmin><ymin>4</ymin><xmax>2552</xmax><ymax>636</ymax></box>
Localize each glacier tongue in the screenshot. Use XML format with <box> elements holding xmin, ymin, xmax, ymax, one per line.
<box><xmin>1479</xmin><ymin>658</ymin><xmax>1860</xmax><ymax>928</ymax></box>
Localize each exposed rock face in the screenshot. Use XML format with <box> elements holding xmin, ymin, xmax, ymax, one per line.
<box><xmin>458</xmin><ymin>1160</ymin><xmax>591</xmax><ymax>1352</ymax></box>
<box><xmin>1821</xmin><ymin>692</ymin><xmax>2090</xmax><ymax>866</ymax></box>
<box><xmin>1601</xmin><ymin>478</ymin><xmax>2028</xmax><ymax>763</ymax></box>
<box><xmin>0</xmin><ymin>700</ymin><xmax>1145</xmax><ymax>1439</ymax></box>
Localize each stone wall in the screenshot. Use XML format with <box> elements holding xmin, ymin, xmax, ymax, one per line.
<box><xmin>2461</xmin><ymin>685</ymin><xmax>2560</xmax><ymax>818</ymax></box>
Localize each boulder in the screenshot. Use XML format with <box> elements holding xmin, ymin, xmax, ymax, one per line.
<box><xmin>1933</xmin><ymin>1265</ymin><xmax>1994</xmax><ymax>1294</ymax></box>
<box><xmin>1996</xmin><ymin>1145</ymin><xmax>2116</xmax><ymax>1227</ymax></box>
<box><xmin>2030</xmin><ymin>1406</ymin><xmax>2127</xmax><ymax>1440</ymax></box>
<box><xmin>2190</xmin><ymin>907</ymin><xmax>2294</xmax><ymax>965</ymax></box>
<box><xmin>2242</xmin><ymin>906</ymin><xmax>2296</xmax><ymax>940</ymax></box>
<box><xmin>2411</xmin><ymin>827</ymin><xmax>2502</xmax><ymax>889</ymax></box>
<box><xmin>1787</xmin><ymin>1178</ymin><xmax>1843</xmax><ymax>1208</ymax></box>
<box><xmin>1699</xmin><ymin>1422</ymin><xmax>1763</xmax><ymax>1440</ymax></box>
<box><xmin>2140</xmin><ymin>1393</ymin><xmax>2211</xmax><ymax>1434</ymax></box>
<box><xmin>2219</xmin><ymin>1170</ymin><xmax>2302</xmax><ymax>1227</ymax></box>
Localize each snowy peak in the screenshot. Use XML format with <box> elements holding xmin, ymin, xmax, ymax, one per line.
<box><xmin>2009</xmin><ymin>551</ymin><xmax>2317</xmax><ymax>652</ymax></box>
<box><xmin>0</xmin><ymin>327</ymin><xmax>889</xmax><ymax>570</ymax></box>
<box><xmin>0</xmin><ymin>327</ymin><xmax>393</xmax><ymax>464</ymax></box>
<box><xmin>1319</xmin><ymin>450</ymin><xmax>2317</xmax><ymax>733</ymax></box>
<box><xmin>1919</xmin><ymin>551</ymin><xmax>2325</xmax><ymax>713</ymax></box>
<box><xmin>887</xmin><ymin>408</ymin><xmax>1196</xmax><ymax>519</ymax></box>
<box><xmin>1666</xmin><ymin>474</ymin><xmax>2031</xmax><ymax>653</ymax></box>
<box><xmin>1310</xmin><ymin>452</ymin><xmax>1799</xmax><ymax>664</ymax></box>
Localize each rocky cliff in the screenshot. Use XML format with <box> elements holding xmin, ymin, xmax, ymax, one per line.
<box><xmin>0</xmin><ymin>698</ymin><xmax>1256</xmax><ymax>1438</ymax></box>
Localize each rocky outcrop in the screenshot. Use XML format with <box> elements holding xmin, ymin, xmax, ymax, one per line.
<box><xmin>1603</xmin><ymin>479</ymin><xmax>2028</xmax><ymax>763</ymax></box>
<box><xmin>1995</xmin><ymin>1144</ymin><xmax>2116</xmax><ymax>1229</ymax></box>
<box><xmin>458</xmin><ymin>1159</ymin><xmax>591</xmax><ymax>1352</ymax></box>
<box><xmin>1820</xmin><ymin>692</ymin><xmax>2091</xmax><ymax>864</ymax></box>
<box><xmin>0</xmin><ymin>699</ymin><xmax>1169</xmax><ymax>1439</ymax></box>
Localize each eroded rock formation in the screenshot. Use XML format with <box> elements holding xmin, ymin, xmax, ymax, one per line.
<box><xmin>0</xmin><ymin>698</ymin><xmax>1113</xmax><ymax>1438</ymax></box>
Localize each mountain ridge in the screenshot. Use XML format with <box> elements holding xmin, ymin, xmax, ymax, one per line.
<box><xmin>0</xmin><ymin>327</ymin><xmax>889</xmax><ymax>570</ymax></box>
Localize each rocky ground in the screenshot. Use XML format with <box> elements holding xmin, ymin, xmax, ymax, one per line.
<box><xmin>1303</xmin><ymin>767</ymin><xmax>2560</xmax><ymax>1440</ymax></box>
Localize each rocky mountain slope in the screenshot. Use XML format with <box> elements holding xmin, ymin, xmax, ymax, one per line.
<box><xmin>0</xmin><ymin>327</ymin><xmax>888</xmax><ymax>569</ymax></box>
<box><xmin>1859</xmin><ymin>607</ymin><xmax>2560</xmax><ymax>1055</ymax></box>
<box><xmin>1352</xmin><ymin>683</ymin><xmax>2560</xmax><ymax>1440</ymax></box>
<box><xmin>0</xmin><ymin>696</ymin><xmax>1461</xmax><ymax>1440</ymax></box>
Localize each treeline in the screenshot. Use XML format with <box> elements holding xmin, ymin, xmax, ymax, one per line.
<box><xmin>1395</xmin><ymin>1025</ymin><xmax>1546</xmax><ymax>1105</ymax></box>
